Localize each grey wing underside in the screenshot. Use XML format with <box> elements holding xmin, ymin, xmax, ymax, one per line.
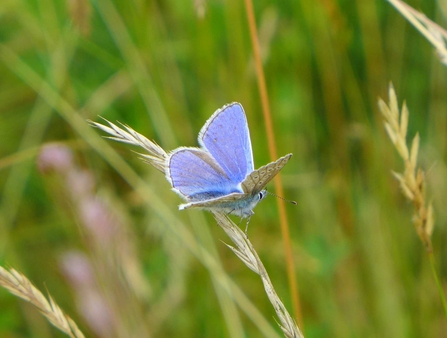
<box><xmin>241</xmin><ymin>153</ymin><xmax>292</xmax><ymax>194</ymax></box>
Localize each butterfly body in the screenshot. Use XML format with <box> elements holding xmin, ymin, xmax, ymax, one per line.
<box><xmin>166</xmin><ymin>102</ymin><xmax>291</xmax><ymax>218</ymax></box>
<box><xmin>180</xmin><ymin>189</ymin><xmax>266</xmax><ymax>218</ymax></box>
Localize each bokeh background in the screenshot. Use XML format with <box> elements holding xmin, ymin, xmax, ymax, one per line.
<box><xmin>1</xmin><ymin>0</ymin><xmax>447</xmax><ymax>337</ymax></box>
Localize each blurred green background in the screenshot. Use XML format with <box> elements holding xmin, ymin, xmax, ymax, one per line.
<box><xmin>1</xmin><ymin>0</ymin><xmax>447</xmax><ymax>337</ymax></box>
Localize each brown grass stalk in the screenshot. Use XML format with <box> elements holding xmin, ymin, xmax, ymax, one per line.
<box><xmin>243</xmin><ymin>0</ymin><xmax>301</xmax><ymax>324</ymax></box>
<box><xmin>0</xmin><ymin>266</ymin><xmax>85</xmax><ymax>338</ymax></box>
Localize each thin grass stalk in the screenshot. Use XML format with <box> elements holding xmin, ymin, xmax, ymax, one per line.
<box><xmin>243</xmin><ymin>0</ymin><xmax>302</xmax><ymax>324</ymax></box>
<box><xmin>388</xmin><ymin>0</ymin><xmax>447</xmax><ymax>65</ymax></box>
<box><xmin>213</xmin><ymin>212</ymin><xmax>303</xmax><ymax>338</ymax></box>
<box><xmin>429</xmin><ymin>252</ymin><xmax>447</xmax><ymax>319</ymax></box>
<box><xmin>0</xmin><ymin>266</ymin><xmax>84</xmax><ymax>338</ymax></box>
<box><xmin>378</xmin><ymin>83</ymin><xmax>447</xmax><ymax>320</ymax></box>
<box><xmin>387</xmin><ymin>7</ymin><xmax>447</xmax><ymax>318</ymax></box>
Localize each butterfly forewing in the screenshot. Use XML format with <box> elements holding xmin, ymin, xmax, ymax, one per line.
<box><xmin>199</xmin><ymin>103</ymin><xmax>254</xmax><ymax>183</ymax></box>
<box><xmin>241</xmin><ymin>154</ymin><xmax>292</xmax><ymax>195</ymax></box>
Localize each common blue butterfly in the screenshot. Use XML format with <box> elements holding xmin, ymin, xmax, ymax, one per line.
<box><xmin>167</xmin><ymin>102</ymin><xmax>292</xmax><ymax>218</ymax></box>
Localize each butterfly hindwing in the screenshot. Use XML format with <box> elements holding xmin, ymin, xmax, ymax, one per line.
<box><xmin>199</xmin><ymin>103</ymin><xmax>254</xmax><ymax>184</ymax></box>
<box><xmin>168</xmin><ymin>148</ymin><xmax>242</xmax><ymax>201</ymax></box>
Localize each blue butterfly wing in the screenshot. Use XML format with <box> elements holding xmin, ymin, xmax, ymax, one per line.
<box><xmin>167</xmin><ymin>148</ymin><xmax>243</xmax><ymax>201</ymax></box>
<box><xmin>198</xmin><ymin>103</ymin><xmax>254</xmax><ymax>184</ymax></box>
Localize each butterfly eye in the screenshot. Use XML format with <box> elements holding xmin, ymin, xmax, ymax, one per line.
<box><xmin>259</xmin><ymin>191</ymin><xmax>266</xmax><ymax>200</ymax></box>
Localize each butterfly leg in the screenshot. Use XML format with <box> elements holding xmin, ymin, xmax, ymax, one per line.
<box><xmin>225</xmin><ymin>208</ymin><xmax>241</xmax><ymax>224</ymax></box>
<box><xmin>244</xmin><ymin>215</ymin><xmax>252</xmax><ymax>234</ymax></box>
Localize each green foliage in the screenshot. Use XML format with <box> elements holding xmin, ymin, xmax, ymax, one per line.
<box><xmin>0</xmin><ymin>0</ymin><xmax>446</xmax><ymax>337</ymax></box>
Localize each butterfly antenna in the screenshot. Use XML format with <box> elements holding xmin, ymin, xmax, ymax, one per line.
<box><xmin>265</xmin><ymin>190</ymin><xmax>297</xmax><ymax>205</ymax></box>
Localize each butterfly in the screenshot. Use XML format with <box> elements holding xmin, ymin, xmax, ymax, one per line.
<box><xmin>166</xmin><ymin>102</ymin><xmax>292</xmax><ymax>218</ymax></box>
